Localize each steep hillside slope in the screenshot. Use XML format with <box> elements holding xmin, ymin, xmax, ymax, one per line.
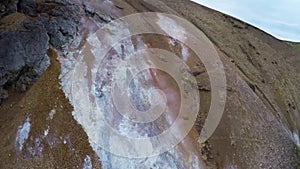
<box><xmin>0</xmin><ymin>0</ymin><xmax>299</xmax><ymax>168</ymax></box>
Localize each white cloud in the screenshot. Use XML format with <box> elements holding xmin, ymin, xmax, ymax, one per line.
<box><xmin>191</xmin><ymin>0</ymin><xmax>300</xmax><ymax>42</ymax></box>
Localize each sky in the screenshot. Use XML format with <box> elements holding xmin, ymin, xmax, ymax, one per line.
<box><xmin>191</xmin><ymin>0</ymin><xmax>300</xmax><ymax>42</ymax></box>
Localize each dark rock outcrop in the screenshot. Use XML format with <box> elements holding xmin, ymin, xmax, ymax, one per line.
<box><xmin>0</xmin><ymin>0</ymin><xmax>82</xmax><ymax>104</ymax></box>
<box><xmin>17</xmin><ymin>0</ymin><xmax>38</xmax><ymax>17</ymax></box>
<box><xmin>0</xmin><ymin>12</ymin><xmax>49</xmax><ymax>102</ymax></box>
<box><xmin>0</xmin><ymin>0</ymin><xmax>18</xmax><ymax>18</ymax></box>
<box><xmin>37</xmin><ymin>1</ymin><xmax>82</xmax><ymax>48</ymax></box>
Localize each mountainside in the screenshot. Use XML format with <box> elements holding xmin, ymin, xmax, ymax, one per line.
<box><xmin>0</xmin><ymin>0</ymin><xmax>300</xmax><ymax>168</ymax></box>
